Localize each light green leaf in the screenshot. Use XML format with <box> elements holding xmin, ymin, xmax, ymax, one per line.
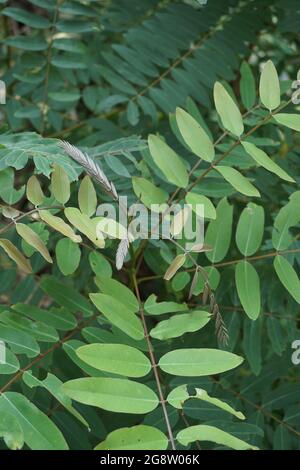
<box><xmin>177</xmin><ymin>425</ymin><xmax>258</xmax><ymax>450</ymax></box>
<box><xmin>64</xmin><ymin>207</ymin><xmax>105</xmax><ymax>248</ymax></box>
<box><xmin>76</xmin><ymin>343</ymin><xmax>151</xmax><ymax>377</ymax></box>
<box><xmin>186</xmin><ymin>192</ymin><xmax>216</xmax><ymax>220</ymax></box>
<box><xmin>273</xmin><ymin>113</ymin><xmax>300</xmax><ymax>132</ymax></box>
<box><xmin>89</xmin><ymin>251</ymin><xmax>112</xmax><ymax>278</ymax></box>
<box><xmin>241</xmin><ymin>141</ymin><xmax>294</xmax><ymax>182</ymax></box>
<box><xmin>26</xmin><ymin>175</ymin><xmax>44</xmax><ymax>206</ymax></box>
<box><xmin>62</xmin><ymin>378</ymin><xmax>159</xmax><ymax>414</ymax></box>
<box><xmin>158</xmin><ymin>348</ymin><xmax>243</xmax><ymax>376</ymax></box>
<box><xmin>167</xmin><ymin>384</ymin><xmax>245</xmax><ymax>419</ymax></box>
<box><xmin>95</xmin><ymin>425</ymin><xmax>168</xmax><ymax>450</ymax></box>
<box><xmin>205</xmin><ymin>198</ymin><xmax>233</xmax><ymax>262</ymax></box>
<box><xmin>90</xmin><ymin>293</ymin><xmax>144</xmax><ymax>340</ymax></box>
<box><xmin>39</xmin><ymin>210</ymin><xmax>82</xmax><ymax>243</ymax></box>
<box><xmin>78</xmin><ymin>175</ymin><xmax>97</xmax><ymax>217</ymax></box>
<box><xmin>0</xmin><ymin>393</ymin><xmax>68</xmax><ymax>450</ymax></box>
<box><xmin>94</xmin><ymin>276</ymin><xmax>139</xmax><ymax>312</ymax></box>
<box><xmin>96</xmin><ymin>217</ymin><xmax>127</xmax><ymax>241</ymax></box>
<box><xmin>132</xmin><ymin>177</ymin><xmax>168</xmax><ymax>209</ymax></box>
<box><xmin>55</xmin><ymin>237</ymin><xmax>81</xmax><ymax>275</ymax></box>
<box><xmin>274</xmin><ymin>255</ymin><xmax>300</xmax><ymax>304</ymax></box>
<box><xmin>0</xmin><ymin>238</ymin><xmax>32</xmax><ymax>273</ymax></box>
<box><xmin>16</xmin><ymin>223</ymin><xmax>52</xmax><ymax>263</ymax></box>
<box><xmin>259</xmin><ymin>60</ymin><xmax>280</xmax><ymax>111</ymax></box>
<box><xmin>150</xmin><ymin>310</ymin><xmax>211</xmax><ymax>340</ymax></box>
<box><xmin>144</xmin><ymin>294</ymin><xmax>187</xmax><ymax>316</ymax></box>
<box><xmin>175</xmin><ymin>107</ymin><xmax>214</xmax><ymax>161</ymax></box>
<box><xmin>213</xmin><ymin>82</ymin><xmax>244</xmax><ymax>136</ymax></box>
<box><xmin>236</xmin><ymin>203</ymin><xmax>264</xmax><ymax>256</ymax></box>
<box><xmin>148</xmin><ymin>134</ymin><xmax>188</xmax><ymax>188</ymax></box>
<box><xmin>51</xmin><ymin>164</ymin><xmax>70</xmax><ymax>204</ymax></box>
<box><xmin>235</xmin><ymin>261</ymin><xmax>261</xmax><ymax>320</ymax></box>
<box><xmin>216</xmin><ymin>166</ymin><xmax>260</xmax><ymax>197</ymax></box>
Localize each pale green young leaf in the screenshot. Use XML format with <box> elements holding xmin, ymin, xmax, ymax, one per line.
<box><xmin>16</xmin><ymin>223</ymin><xmax>52</xmax><ymax>263</ymax></box>
<box><xmin>78</xmin><ymin>175</ymin><xmax>97</xmax><ymax>216</ymax></box>
<box><xmin>132</xmin><ymin>177</ymin><xmax>168</xmax><ymax>209</ymax></box>
<box><xmin>26</xmin><ymin>175</ymin><xmax>44</xmax><ymax>206</ymax></box>
<box><xmin>273</xmin><ymin>113</ymin><xmax>300</xmax><ymax>131</ymax></box>
<box><xmin>39</xmin><ymin>210</ymin><xmax>82</xmax><ymax>243</ymax></box>
<box><xmin>186</xmin><ymin>192</ymin><xmax>216</xmax><ymax>220</ymax></box>
<box><xmin>241</xmin><ymin>141</ymin><xmax>294</xmax><ymax>182</ymax></box>
<box><xmin>64</xmin><ymin>207</ymin><xmax>104</xmax><ymax>248</ymax></box>
<box><xmin>51</xmin><ymin>164</ymin><xmax>70</xmax><ymax>204</ymax></box>
<box><xmin>259</xmin><ymin>60</ymin><xmax>280</xmax><ymax>111</ymax></box>
<box><xmin>216</xmin><ymin>166</ymin><xmax>260</xmax><ymax>197</ymax></box>
<box><xmin>0</xmin><ymin>238</ymin><xmax>32</xmax><ymax>273</ymax></box>
<box><xmin>148</xmin><ymin>134</ymin><xmax>188</xmax><ymax>188</ymax></box>
<box><xmin>175</xmin><ymin>107</ymin><xmax>214</xmax><ymax>161</ymax></box>
<box><xmin>213</xmin><ymin>82</ymin><xmax>244</xmax><ymax>136</ymax></box>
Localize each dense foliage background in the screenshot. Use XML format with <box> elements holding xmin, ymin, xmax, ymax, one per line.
<box><xmin>0</xmin><ymin>0</ymin><xmax>300</xmax><ymax>451</ymax></box>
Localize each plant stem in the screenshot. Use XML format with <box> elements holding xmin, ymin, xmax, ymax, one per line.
<box><xmin>132</xmin><ymin>273</ymin><xmax>176</xmax><ymax>450</ymax></box>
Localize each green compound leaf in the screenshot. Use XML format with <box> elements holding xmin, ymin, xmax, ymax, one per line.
<box><xmin>76</xmin><ymin>343</ymin><xmax>151</xmax><ymax>377</ymax></box>
<box><xmin>214</xmin><ymin>82</ymin><xmax>244</xmax><ymax>137</ymax></box>
<box><xmin>95</xmin><ymin>425</ymin><xmax>168</xmax><ymax>450</ymax></box>
<box><xmin>235</xmin><ymin>261</ymin><xmax>261</xmax><ymax>320</ymax></box>
<box><xmin>148</xmin><ymin>134</ymin><xmax>188</xmax><ymax>188</ymax></box>
<box><xmin>177</xmin><ymin>425</ymin><xmax>258</xmax><ymax>450</ymax></box>
<box><xmin>62</xmin><ymin>378</ymin><xmax>159</xmax><ymax>414</ymax></box>
<box><xmin>259</xmin><ymin>60</ymin><xmax>280</xmax><ymax>111</ymax></box>
<box><xmin>175</xmin><ymin>107</ymin><xmax>214</xmax><ymax>162</ymax></box>
<box><xmin>158</xmin><ymin>348</ymin><xmax>243</xmax><ymax>376</ymax></box>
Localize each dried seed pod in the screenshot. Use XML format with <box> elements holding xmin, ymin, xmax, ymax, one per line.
<box><xmin>202</xmin><ymin>282</ymin><xmax>210</xmax><ymax>305</ymax></box>
<box><xmin>60</xmin><ymin>140</ymin><xmax>119</xmax><ymax>200</ymax></box>
<box><xmin>189</xmin><ymin>269</ymin><xmax>199</xmax><ymax>300</ymax></box>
